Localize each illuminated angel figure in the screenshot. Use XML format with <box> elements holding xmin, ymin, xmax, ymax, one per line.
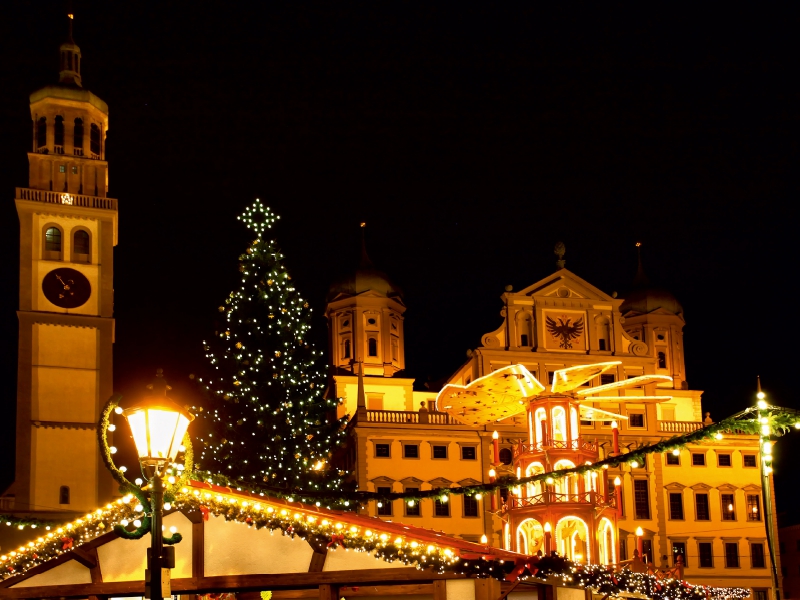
<box><xmin>545</xmin><ymin>315</ymin><xmax>584</xmax><ymax>349</ymax></box>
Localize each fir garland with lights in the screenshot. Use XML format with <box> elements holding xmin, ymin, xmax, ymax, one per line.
<box><xmin>194</xmin><ymin>200</ymin><xmax>348</xmax><ymax>495</ymax></box>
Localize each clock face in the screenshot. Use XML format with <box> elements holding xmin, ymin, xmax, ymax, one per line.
<box><xmin>42</xmin><ymin>268</ymin><xmax>91</xmax><ymax>309</ymax></box>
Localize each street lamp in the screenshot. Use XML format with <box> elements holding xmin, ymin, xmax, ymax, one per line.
<box><xmin>123</xmin><ymin>370</ymin><xmax>194</xmax><ymax>600</ymax></box>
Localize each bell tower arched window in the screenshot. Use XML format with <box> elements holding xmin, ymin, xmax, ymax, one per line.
<box><xmin>343</xmin><ymin>338</ymin><xmax>351</xmax><ymax>359</ymax></box>
<box><xmin>73</xmin><ymin>118</ymin><xmax>84</xmax><ymax>156</ymax></box>
<box><xmin>59</xmin><ymin>485</ymin><xmax>70</xmax><ymax>505</ymax></box>
<box><xmin>90</xmin><ymin>123</ymin><xmax>101</xmax><ymax>157</ymax></box>
<box><xmin>72</xmin><ymin>229</ymin><xmax>90</xmax><ymax>263</ymax></box>
<box><xmin>658</xmin><ymin>352</ymin><xmax>667</xmax><ymax>369</ymax></box>
<box><xmin>36</xmin><ymin>117</ymin><xmax>47</xmax><ymax>151</ymax></box>
<box><xmin>54</xmin><ymin>116</ymin><xmax>65</xmax><ymax>152</ymax></box>
<box><xmin>367</xmin><ymin>337</ymin><xmax>378</xmax><ymax>357</ymax></box>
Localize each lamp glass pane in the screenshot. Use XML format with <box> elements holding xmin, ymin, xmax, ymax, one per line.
<box><xmin>147</xmin><ymin>409</ymin><xmax>181</xmax><ymax>459</ymax></box>
<box><xmin>126</xmin><ymin>410</ymin><xmax>150</xmax><ymax>459</ymax></box>
<box><xmin>167</xmin><ymin>414</ymin><xmax>191</xmax><ymax>460</ymax></box>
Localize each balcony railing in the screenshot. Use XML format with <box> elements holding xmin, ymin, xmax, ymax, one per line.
<box><xmin>508</xmin><ymin>490</ymin><xmax>615</xmax><ymax>509</ymax></box>
<box><xmin>658</xmin><ymin>421</ymin><xmax>704</xmax><ymax>433</ymax></box>
<box><xmin>16</xmin><ymin>187</ymin><xmax>117</xmax><ymax>211</ymax></box>
<box><xmin>364</xmin><ymin>409</ymin><xmax>458</xmax><ymax>425</ymax></box>
<box><xmin>514</xmin><ymin>438</ymin><xmax>597</xmax><ymax>457</ymax></box>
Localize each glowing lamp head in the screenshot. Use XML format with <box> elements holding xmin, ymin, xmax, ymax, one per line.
<box><xmin>480</xmin><ymin>534</ymin><xmax>488</xmax><ymax>544</ymax></box>
<box><xmin>544</xmin><ymin>522</ymin><xmax>552</xmax><ymax>533</ymax></box>
<box><xmin>488</xmin><ymin>469</ymin><xmax>496</xmax><ymax>478</ymax></box>
<box><xmin>614</xmin><ymin>476</ymin><xmax>621</xmax><ymax>486</ymax></box>
<box><xmin>123</xmin><ymin>370</ymin><xmax>194</xmax><ymax>465</ymax></box>
<box><xmin>757</xmin><ymin>399</ymin><xmax>767</xmax><ymax>409</ymax></box>
<box><xmin>611</xmin><ymin>420</ymin><xmax>618</xmax><ymax>430</ymax></box>
<box><xmin>672</xmin><ymin>449</ymin><xmax>680</xmax><ymax>456</ymax></box>
<box><xmin>492</xmin><ymin>430</ymin><xmax>499</xmax><ymax>440</ymax></box>
<box><xmin>757</xmin><ymin>391</ymin><xmax>766</xmax><ymax>400</ymax></box>
<box><xmin>636</xmin><ymin>526</ymin><xmax>643</xmax><ymax>537</ymax></box>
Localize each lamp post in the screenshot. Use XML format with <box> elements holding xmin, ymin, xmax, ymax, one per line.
<box><xmin>636</xmin><ymin>526</ymin><xmax>644</xmax><ymax>563</ymax></box>
<box><xmin>123</xmin><ymin>370</ymin><xmax>194</xmax><ymax>600</ymax></box>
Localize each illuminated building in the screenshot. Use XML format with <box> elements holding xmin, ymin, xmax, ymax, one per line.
<box><xmin>2</xmin><ymin>16</ymin><xmax>117</xmax><ymax>520</ymax></box>
<box><xmin>330</xmin><ymin>242</ymin><xmax>780</xmax><ymax>598</ymax></box>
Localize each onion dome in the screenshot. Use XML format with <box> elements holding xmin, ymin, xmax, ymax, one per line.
<box><xmin>326</xmin><ymin>224</ymin><xmax>404</xmax><ymax>303</ymax></box>
<box><xmin>620</xmin><ymin>243</ymin><xmax>683</xmax><ymax>316</ymax></box>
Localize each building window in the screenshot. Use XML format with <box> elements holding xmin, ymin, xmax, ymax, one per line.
<box><xmin>751</xmin><ymin>543</ymin><xmax>766</xmax><ymax>568</ymax></box>
<box><xmin>343</xmin><ymin>338</ymin><xmax>350</xmax><ymax>359</ymax></box>
<box><xmin>74</xmin><ymin>118</ymin><xmax>84</xmax><ymax>153</ymax></box>
<box><xmin>669</xmin><ymin>492</ymin><xmax>684</xmax><ymax>520</ymax></box>
<box><xmin>90</xmin><ymin>123</ymin><xmax>101</xmax><ymax>155</ymax></box>
<box><xmin>600</xmin><ymin>374</ymin><xmax>615</xmax><ymax>385</ymax></box>
<box><xmin>403</xmin><ymin>444</ymin><xmax>419</xmax><ymax>459</ymax></box>
<box><xmin>367</xmin><ymin>337</ymin><xmax>378</xmax><ymax>357</ymax></box>
<box><xmin>657</xmin><ymin>352</ymin><xmax>667</xmax><ymax>368</ymax></box>
<box><xmin>718</xmin><ymin>453</ymin><xmax>732</xmax><ymax>467</ymax></box>
<box><xmin>753</xmin><ymin>591</ymin><xmax>768</xmax><ymax>600</ymax></box>
<box><xmin>598</xmin><ymin>338</ymin><xmax>607</xmax><ymax>350</ymax></box>
<box><xmin>619</xmin><ymin>539</ymin><xmax>627</xmax><ymax>561</ymax></box>
<box><xmin>633</xmin><ymin>479</ymin><xmax>650</xmax><ymax>519</ymax></box>
<box><xmin>59</xmin><ymin>485</ymin><xmax>70</xmax><ymax>505</ymax></box>
<box><xmin>432</xmin><ymin>445</ymin><xmax>448</xmax><ymax>459</ymax></box>
<box><xmin>629</xmin><ymin>413</ymin><xmax>645</xmax><ymax>428</ymax></box>
<box><xmin>698</xmin><ymin>542</ymin><xmax>713</xmax><ymax>567</ymax></box>
<box><xmin>54</xmin><ymin>115</ymin><xmax>64</xmax><ymax>148</ymax></box>
<box><xmin>642</xmin><ymin>540</ymin><xmax>653</xmax><ymax>564</ymax></box>
<box><xmin>695</xmin><ymin>493</ymin><xmax>710</xmax><ymax>520</ymax></box>
<box><xmin>692</xmin><ymin>453</ymin><xmax>706</xmax><ymax>466</ymax></box>
<box><xmin>463</xmin><ymin>495</ymin><xmax>479</xmax><ymax>517</ymax></box>
<box><xmin>71</xmin><ymin>165</ymin><xmax>78</xmax><ymax>174</ymax></box>
<box><xmin>725</xmin><ymin>542</ymin><xmax>739</xmax><ymax>568</ymax></box>
<box><xmin>747</xmin><ymin>494</ymin><xmax>761</xmax><ymax>521</ymax></box>
<box><xmin>404</xmin><ymin>488</ymin><xmax>420</xmax><ymax>516</ymax></box>
<box><xmin>376</xmin><ymin>486</ymin><xmax>392</xmax><ymax>516</ymax></box>
<box><xmin>36</xmin><ymin>116</ymin><xmax>47</xmax><ymax>149</ymax></box>
<box><xmin>73</xmin><ymin>230</ymin><xmax>90</xmax><ymax>262</ymax></box>
<box><xmin>672</xmin><ymin>541</ymin><xmax>687</xmax><ymax>567</ymax></box>
<box><xmin>547</xmin><ymin>371</ymin><xmax>555</xmax><ymax>384</ymax></box>
<box><xmin>743</xmin><ymin>454</ymin><xmax>757</xmax><ymax>468</ymax></box>
<box><xmin>499</xmin><ymin>448</ymin><xmax>513</xmax><ymax>465</ymax></box>
<box><xmin>666</xmin><ymin>452</ymin><xmax>680</xmax><ymax>466</ymax></box>
<box><xmin>434</xmin><ymin>498</ymin><xmax>450</xmax><ymax>517</ymax></box>
<box><xmin>374</xmin><ymin>443</ymin><xmax>390</xmax><ymax>458</ymax></box>
<box><xmin>59</xmin><ymin>164</ymin><xmax>66</xmax><ymax>173</ymax></box>
<box><xmin>461</xmin><ymin>446</ymin><xmax>477</xmax><ymax>460</ymax></box>
<box><xmin>45</xmin><ymin>227</ymin><xmax>62</xmax><ymax>252</ymax></box>
<box><xmin>520</xmin><ymin>334</ymin><xmax>529</xmax><ymax>346</ymax></box>
<box><xmin>721</xmin><ymin>493</ymin><xmax>736</xmax><ymax>521</ymax></box>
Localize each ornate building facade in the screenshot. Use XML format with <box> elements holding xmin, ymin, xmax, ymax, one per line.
<box><xmin>330</xmin><ymin>245</ymin><xmax>779</xmax><ymax>598</ymax></box>
<box><xmin>4</xmin><ymin>18</ymin><xmax>117</xmax><ymax>520</ymax></box>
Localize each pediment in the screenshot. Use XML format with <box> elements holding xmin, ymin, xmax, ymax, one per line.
<box><xmin>717</xmin><ymin>484</ymin><xmax>738</xmax><ymax>492</ymax></box>
<box><xmin>457</xmin><ymin>478</ymin><xmax>482</xmax><ymax>487</ymax></box>
<box><xmin>428</xmin><ymin>477</ymin><xmax>453</xmax><ymax>488</ymax></box>
<box><xmin>664</xmin><ymin>482</ymin><xmax>686</xmax><ymax>490</ymax></box>
<box><xmin>515</xmin><ymin>269</ymin><xmax>617</xmax><ymax>303</ymax></box>
<box><xmin>690</xmin><ymin>483</ymin><xmax>712</xmax><ymax>491</ymax></box>
<box><xmin>370</xmin><ymin>476</ymin><xmax>396</xmax><ymax>485</ymax></box>
<box><xmin>399</xmin><ymin>476</ymin><xmax>424</xmax><ymax>486</ymax></box>
<box><xmin>742</xmin><ymin>484</ymin><xmax>761</xmax><ymax>493</ymax></box>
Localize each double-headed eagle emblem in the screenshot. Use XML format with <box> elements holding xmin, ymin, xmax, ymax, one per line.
<box><xmin>545</xmin><ymin>316</ymin><xmax>584</xmax><ymax>349</ymax></box>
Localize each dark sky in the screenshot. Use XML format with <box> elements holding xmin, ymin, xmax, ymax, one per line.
<box><xmin>1</xmin><ymin>3</ymin><xmax>798</xmax><ymax>510</ymax></box>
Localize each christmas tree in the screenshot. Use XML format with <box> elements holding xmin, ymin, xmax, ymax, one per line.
<box><xmin>194</xmin><ymin>199</ymin><xmax>347</xmax><ymax>495</ymax></box>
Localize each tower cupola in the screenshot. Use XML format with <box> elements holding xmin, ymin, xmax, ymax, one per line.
<box><xmin>58</xmin><ymin>14</ymin><xmax>82</xmax><ymax>87</ymax></box>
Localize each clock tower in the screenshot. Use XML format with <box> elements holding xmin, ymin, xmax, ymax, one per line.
<box><xmin>11</xmin><ymin>15</ymin><xmax>117</xmax><ymax>515</ymax></box>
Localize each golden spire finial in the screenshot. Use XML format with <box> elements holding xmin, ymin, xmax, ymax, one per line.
<box><xmin>360</xmin><ymin>222</ymin><xmax>366</xmax><ymax>228</ymax></box>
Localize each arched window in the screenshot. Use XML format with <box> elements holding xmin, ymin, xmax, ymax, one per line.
<box><xmin>73</xmin><ymin>230</ymin><xmax>90</xmax><ymax>262</ymax></box>
<box><xmin>343</xmin><ymin>338</ymin><xmax>351</xmax><ymax>359</ymax></box>
<box><xmin>367</xmin><ymin>337</ymin><xmax>378</xmax><ymax>357</ymax></box>
<box><xmin>54</xmin><ymin>116</ymin><xmax>65</xmax><ymax>150</ymax></box>
<box><xmin>59</xmin><ymin>486</ymin><xmax>70</xmax><ymax>505</ymax></box>
<box><xmin>36</xmin><ymin>117</ymin><xmax>47</xmax><ymax>150</ymax></box>
<box><xmin>73</xmin><ymin>118</ymin><xmax>84</xmax><ymax>155</ymax></box>
<box><xmin>90</xmin><ymin>123</ymin><xmax>101</xmax><ymax>156</ymax></box>
<box><xmin>534</xmin><ymin>407</ymin><xmax>546</xmax><ymax>446</ymax></box>
<box><xmin>499</xmin><ymin>448</ymin><xmax>512</xmax><ymax>465</ymax></box>
<box><xmin>551</xmin><ymin>406</ymin><xmax>566</xmax><ymax>442</ymax></box>
<box><xmin>570</xmin><ymin>406</ymin><xmax>579</xmax><ymax>444</ymax></box>
<box><xmin>658</xmin><ymin>352</ymin><xmax>667</xmax><ymax>369</ymax></box>
<box><xmin>45</xmin><ymin>227</ymin><xmax>61</xmax><ymax>251</ymax></box>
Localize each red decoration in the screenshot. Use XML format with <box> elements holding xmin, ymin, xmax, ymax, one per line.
<box><xmin>199</xmin><ymin>506</ymin><xmax>210</xmax><ymax>521</ymax></box>
<box><xmin>327</xmin><ymin>534</ymin><xmax>346</xmax><ymax>549</ymax></box>
<box><xmin>245</xmin><ymin>517</ymin><xmax>252</xmax><ymax>524</ymax></box>
<box><xmin>61</xmin><ymin>537</ymin><xmax>73</xmax><ymax>550</ymax></box>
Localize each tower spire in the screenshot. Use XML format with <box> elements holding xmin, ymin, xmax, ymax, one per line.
<box><xmin>58</xmin><ymin>11</ymin><xmax>82</xmax><ymax>87</ymax></box>
<box><xmin>359</xmin><ymin>222</ymin><xmax>374</xmax><ymax>268</ymax></box>
<box><xmin>554</xmin><ymin>241</ymin><xmax>566</xmax><ymax>270</ymax></box>
<box><xmin>633</xmin><ymin>241</ymin><xmax>650</xmax><ymax>288</ymax></box>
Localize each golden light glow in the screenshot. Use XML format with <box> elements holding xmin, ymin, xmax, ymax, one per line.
<box><xmin>544</xmin><ymin>522</ymin><xmax>552</xmax><ymax>532</ymax></box>
<box><xmin>578</xmin><ymin>374</ymin><xmax>673</xmax><ymax>396</ymax></box>
<box><xmin>636</xmin><ymin>527</ymin><xmax>643</xmax><ymax>536</ymax></box>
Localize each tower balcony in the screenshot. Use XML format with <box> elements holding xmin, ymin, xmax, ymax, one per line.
<box><xmin>16</xmin><ymin>187</ymin><xmax>117</xmax><ymax>212</ymax></box>
<box><xmin>508</xmin><ymin>490</ymin><xmax>616</xmax><ymax>510</ymax></box>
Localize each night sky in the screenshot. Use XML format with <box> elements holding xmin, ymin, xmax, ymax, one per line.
<box><xmin>1</xmin><ymin>3</ymin><xmax>798</xmax><ymax>512</ymax></box>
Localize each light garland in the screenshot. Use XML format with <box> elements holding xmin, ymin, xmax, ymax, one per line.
<box><xmin>0</xmin><ymin>482</ymin><xmax>750</xmax><ymax>600</ymax></box>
